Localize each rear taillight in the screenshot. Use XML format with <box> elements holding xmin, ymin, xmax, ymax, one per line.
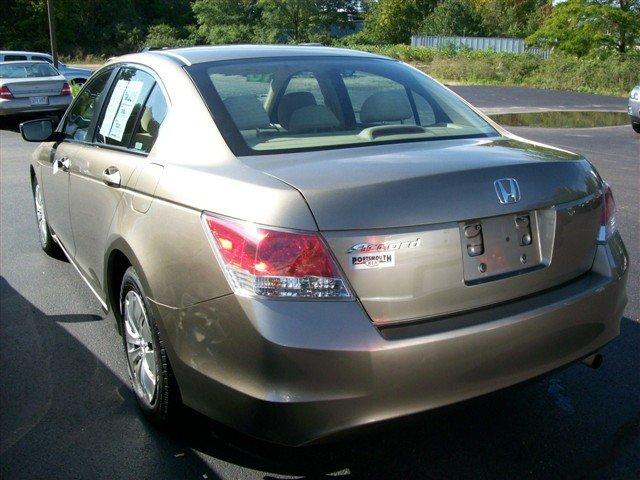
<box><xmin>598</xmin><ymin>182</ymin><xmax>617</xmax><ymax>242</ymax></box>
<box><xmin>0</xmin><ymin>85</ymin><xmax>13</xmax><ymax>99</ymax></box>
<box><xmin>202</xmin><ymin>212</ymin><xmax>352</xmax><ymax>299</ymax></box>
<box><xmin>60</xmin><ymin>82</ymin><xmax>71</xmax><ymax>96</ymax></box>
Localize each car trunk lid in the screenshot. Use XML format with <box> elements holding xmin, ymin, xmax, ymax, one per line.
<box><xmin>1</xmin><ymin>77</ymin><xmax>65</xmax><ymax>97</ymax></box>
<box><xmin>243</xmin><ymin>136</ymin><xmax>603</xmax><ymax>324</ymax></box>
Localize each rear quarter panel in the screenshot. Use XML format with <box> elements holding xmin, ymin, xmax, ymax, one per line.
<box><xmin>101</xmin><ymin>54</ymin><xmax>317</xmax><ymax>309</ymax></box>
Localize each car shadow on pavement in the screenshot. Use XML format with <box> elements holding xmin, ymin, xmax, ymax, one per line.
<box><xmin>1</xmin><ymin>275</ymin><xmax>638</xmax><ymax>479</ymax></box>
<box><xmin>0</xmin><ymin>277</ymin><xmax>223</xmax><ymax>480</ymax></box>
<box><xmin>0</xmin><ymin>113</ymin><xmax>62</xmax><ymax>133</ymax></box>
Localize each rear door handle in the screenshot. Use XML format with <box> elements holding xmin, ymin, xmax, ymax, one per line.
<box><xmin>53</xmin><ymin>157</ymin><xmax>70</xmax><ymax>174</ymax></box>
<box><xmin>102</xmin><ymin>166</ymin><xmax>121</xmax><ymax>187</ymax></box>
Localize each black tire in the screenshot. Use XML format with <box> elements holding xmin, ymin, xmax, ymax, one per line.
<box><xmin>119</xmin><ymin>266</ymin><xmax>180</xmax><ymax>424</ymax></box>
<box><xmin>32</xmin><ymin>177</ymin><xmax>62</xmax><ymax>257</ymax></box>
<box><xmin>632</xmin><ymin>122</ymin><xmax>640</xmax><ymax>134</ymax></box>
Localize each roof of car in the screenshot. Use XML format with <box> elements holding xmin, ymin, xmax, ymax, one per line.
<box><xmin>148</xmin><ymin>44</ymin><xmax>392</xmax><ymax>66</ymax></box>
<box><xmin>0</xmin><ymin>50</ymin><xmax>51</xmax><ymax>57</ymax></box>
<box><xmin>0</xmin><ymin>60</ymin><xmax>51</xmax><ymax>65</ymax></box>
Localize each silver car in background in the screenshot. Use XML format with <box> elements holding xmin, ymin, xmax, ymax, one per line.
<box><xmin>0</xmin><ymin>61</ymin><xmax>72</xmax><ymax>117</ymax></box>
<box><xmin>629</xmin><ymin>85</ymin><xmax>640</xmax><ymax>133</ymax></box>
<box><xmin>0</xmin><ymin>50</ymin><xmax>93</xmax><ymax>85</ymax></box>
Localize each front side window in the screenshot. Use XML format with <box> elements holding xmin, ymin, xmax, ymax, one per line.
<box><xmin>63</xmin><ymin>69</ymin><xmax>112</xmax><ymax>142</ymax></box>
<box><xmin>188</xmin><ymin>57</ymin><xmax>497</xmax><ymax>155</ymax></box>
<box><xmin>95</xmin><ymin>67</ymin><xmax>155</xmax><ymax>148</ymax></box>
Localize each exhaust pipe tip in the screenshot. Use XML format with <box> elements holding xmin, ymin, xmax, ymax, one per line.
<box><xmin>582</xmin><ymin>352</ymin><xmax>603</xmax><ymax>369</ymax></box>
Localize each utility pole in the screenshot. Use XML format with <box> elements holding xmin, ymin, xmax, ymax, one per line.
<box><xmin>46</xmin><ymin>0</ymin><xmax>59</xmax><ymax>69</ymax></box>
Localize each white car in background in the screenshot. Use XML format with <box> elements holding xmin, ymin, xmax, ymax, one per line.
<box><xmin>629</xmin><ymin>85</ymin><xmax>640</xmax><ymax>133</ymax></box>
<box><xmin>0</xmin><ymin>51</ymin><xmax>93</xmax><ymax>85</ymax></box>
<box><xmin>0</xmin><ymin>61</ymin><xmax>72</xmax><ymax>117</ymax></box>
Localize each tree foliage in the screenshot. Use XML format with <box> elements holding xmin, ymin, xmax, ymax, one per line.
<box><xmin>361</xmin><ymin>0</ymin><xmax>438</xmax><ymax>44</ymax></box>
<box><xmin>422</xmin><ymin>0</ymin><xmax>486</xmax><ymax>36</ymax></box>
<box><xmin>471</xmin><ymin>0</ymin><xmax>551</xmax><ymax>38</ymax></box>
<box><xmin>144</xmin><ymin>24</ymin><xmax>199</xmax><ymax>48</ymax></box>
<box><xmin>258</xmin><ymin>0</ymin><xmax>358</xmax><ymax>44</ymax></box>
<box><xmin>192</xmin><ymin>0</ymin><xmax>262</xmax><ymax>44</ymax></box>
<box><xmin>0</xmin><ymin>0</ymin><xmax>191</xmax><ymax>55</ymax></box>
<box><xmin>527</xmin><ymin>0</ymin><xmax>640</xmax><ymax>56</ymax></box>
<box><xmin>0</xmin><ymin>0</ymin><xmax>636</xmax><ymax>59</ymax></box>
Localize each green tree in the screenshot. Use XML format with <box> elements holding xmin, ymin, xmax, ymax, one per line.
<box><xmin>134</xmin><ymin>0</ymin><xmax>193</xmax><ymax>29</ymax></box>
<box><xmin>192</xmin><ymin>0</ymin><xmax>262</xmax><ymax>44</ymax></box>
<box><xmin>363</xmin><ymin>0</ymin><xmax>438</xmax><ymax>44</ymax></box>
<box><xmin>144</xmin><ymin>24</ymin><xmax>199</xmax><ymax>48</ymax></box>
<box><xmin>0</xmin><ymin>0</ymin><xmax>193</xmax><ymax>55</ymax></box>
<box><xmin>258</xmin><ymin>0</ymin><xmax>357</xmax><ymax>43</ymax></box>
<box><xmin>590</xmin><ymin>0</ymin><xmax>640</xmax><ymax>54</ymax></box>
<box><xmin>472</xmin><ymin>0</ymin><xmax>551</xmax><ymax>38</ymax></box>
<box><xmin>0</xmin><ymin>0</ymin><xmax>51</xmax><ymax>52</ymax></box>
<box><xmin>422</xmin><ymin>0</ymin><xmax>486</xmax><ymax>36</ymax></box>
<box><xmin>527</xmin><ymin>0</ymin><xmax>640</xmax><ymax>56</ymax></box>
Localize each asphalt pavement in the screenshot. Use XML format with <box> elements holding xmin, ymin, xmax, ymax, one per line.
<box><xmin>1</xmin><ymin>86</ymin><xmax>639</xmax><ymax>480</ymax></box>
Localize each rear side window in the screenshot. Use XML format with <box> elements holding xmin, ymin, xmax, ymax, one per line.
<box><xmin>129</xmin><ymin>85</ymin><xmax>168</xmax><ymax>153</ymax></box>
<box><xmin>63</xmin><ymin>69</ymin><xmax>112</xmax><ymax>142</ymax></box>
<box><xmin>413</xmin><ymin>93</ymin><xmax>436</xmax><ymax>125</ymax></box>
<box><xmin>95</xmin><ymin>67</ymin><xmax>155</xmax><ymax>148</ymax></box>
<box><xmin>4</xmin><ymin>55</ymin><xmax>27</xmax><ymax>61</ymax></box>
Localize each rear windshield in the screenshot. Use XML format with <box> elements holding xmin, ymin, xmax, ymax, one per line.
<box><xmin>187</xmin><ymin>56</ymin><xmax>497</xmax><ymax>156</ymax></box>
<box><xmin>0</xmin><ymin>62</ymin><xmax>58</xmax><ymax>79</ymax></box>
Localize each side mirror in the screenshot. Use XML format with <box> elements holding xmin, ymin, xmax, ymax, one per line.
<box><xmin>19</xmin><ymin>119</ymin><xmax>61</xmax><ymax>142</ymax></box>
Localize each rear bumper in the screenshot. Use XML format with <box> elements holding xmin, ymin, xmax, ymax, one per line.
<box><xmin>152</xmin><ymin>233</ymin><xmax>628</xmax><ymax>446</ymax></box>
<box><xmin>0</xmin><ymin>97</ymin><xmax>70</xmax><ymax>116</ymax></box>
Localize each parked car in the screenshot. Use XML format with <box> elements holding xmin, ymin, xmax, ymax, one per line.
<box><xmin>0</xmin><ymin>61</ymin><xmax>72</xmax><ymax>117</ymax></box>
<box><xmin>629</xmin><ymin>85</ymin><xmax>640</xmax><ymax>133</ymax></box>
<box><xmin>0</xmin><ymin>50</ymin><xmax>92</xmax><ymax>85</ymax></box>
<box><xmin>20</xmin><ymin>46</ymin><xmax>628</xmax><ymax>446</ymax></box>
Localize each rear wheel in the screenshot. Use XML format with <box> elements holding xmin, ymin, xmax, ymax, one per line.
<box><xmin>120</xmin><ymin>267</ymin><xmax>180</xmax><ymax>423</ymax></box>
<box><xmin>32</xmin><ymin>179</ymin><xmax>60</xmax><ymax>256</ymax></box>
<box><xmin>632</xmin><ymin>122</ymin><xmax>640</xmax><ymax>134</ymax></box>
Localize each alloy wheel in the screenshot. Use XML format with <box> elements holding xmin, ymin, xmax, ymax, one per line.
<box><xmin>34</xmin><ymin>184</ymin><xmax>48</xmax><ymax>246</ymax></box>
<box><xmin>123</xmin><ymin>290</ymin><xmax>158</xmax><ymax>404</ymax></box>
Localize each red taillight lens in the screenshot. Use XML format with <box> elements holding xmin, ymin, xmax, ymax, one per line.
<box><xmin>598</xmin><ymin>182</ymin><xmax>617</xmax><ymax>242</ymax></box>
<box><xmin>60</xmin><ymin>82</ymin><xmax>71</xmax><ymax>96</ymax></box>
<box><xmin>202</xmin><ymin>213</ymin><xmax>351</xmax><ymax>299</ymax></box>
<box><xmin>0</xmin><ymin>85</ymin><xmax>13</xmax><ymax>100</ymax></box>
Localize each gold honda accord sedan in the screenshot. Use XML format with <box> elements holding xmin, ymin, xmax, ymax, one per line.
<box><xmin>20</xmin><ymin>45</ymin><xmax>628</xmax><ymax>445</ymax></box>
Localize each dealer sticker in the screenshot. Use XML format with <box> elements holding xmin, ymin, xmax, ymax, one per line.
<box><xmin>349</xmin><ymin>252</ymin><xmax>395</xmax><ymax>270</ymax></box>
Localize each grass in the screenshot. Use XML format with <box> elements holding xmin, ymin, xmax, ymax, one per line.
<box><xmin>489</xmin><ymin>111</ymin><xmax>630</xmax><ymax>128</ymax></box>
<box><xmin>340</xmin><ymin>44</ymin><xmax>639</xmax><ymax>97</ymax></box>
<box><xmin>61</xmin><ymin>53</ymin><xmax>107</xmax><ymax>69</ymax></box>
<box><xmin>70</xmin><ymin>82</ymin><xmax>83</xmax><ymax>97</ymax></box>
